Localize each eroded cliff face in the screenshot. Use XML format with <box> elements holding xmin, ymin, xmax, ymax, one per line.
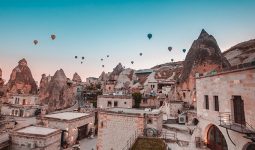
<box><xmin>223</xmin><ymin>39</ymin><xmax>255</xmax><ymax>66</ymax></box>
<box><xmin>72</xmin><ymin>72</ymin><xmax>82</xmax><ymax>83</ymax></box>
<box><xmin>0</xmin><ymin>68</ymin><xmax>4</xmax><ymax>87</ymax></box>
<box><xmin>39</xmin><ymin>69</ymin><xmax>75</xmax><ymax>112</ymax></box>
<box><xmin>109</xmin><ymin>63</ymin><xmax>124</xmax><ymax>80</ymax></box>
<box><xmin>7</xmin><ymin>58</ymin><xmax>37</xmax><ymax>94</ymax></box>
<box><xmin>179</xmin><ymin>29</ymin><xmax>231</xmax><ymax>90</ymax></box>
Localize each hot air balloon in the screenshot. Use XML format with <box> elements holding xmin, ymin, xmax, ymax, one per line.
<box><xmin>168</xmin><ymin>47</ymin><xmax>172</xmax><ymax>51</ymax></box>
<box><xmin>101</xmin><ymin>58</ymin><xmax>103</xmax><ymax>61</ymax></box>
<box><xmin>147</xmin><ymin>33</ymin><xmax>152</xmax><ymax>40</ymax></box>
<box><xmin>102</xmin><ymin>65</ymin><xmax>104</xmax><ymax>68</ymax></box>
<box><xmin>131</xmin><ymin>61</ymin><xmax>134</xmax><ymax>64</ymax></box>
<box><xmin>33</xmin><ymin>40</ymin><xmax>38</xmax><ymax>45</ymax></box>
<box><xmin>81</xmin><ymin>61</ymin><xmax>83</xmax><ymax>64</ymax></box>
<box><xmin>107</xmin><ymin>55</ymin><xmax>109</xmax><ymax>58</ymax></box>
<box><xmin>51</xmin><ymin>34</ymin><xmax>56</xmax><ymax>40</ymax></box>
<box><xmin>82</xmin><ymin>56</ymin><xmax>85</xmax><ymax>60</ymax></box>
<box><xmin>75</xmin><ymin>56</ymin><xmax>78</xmax><ymax>59</ymax></box>
<box><xmin>139</xmin><ymin>53</ymin><xmax>143</xmax><ymax>56</ymax></box>
<box><xmin>183</xmin><ymin>49</ymin><xmax>186</xmax><ymax>53</ymax></box>
<box><xmin>171</xmin><ymin>59</ymin><xmax>174</xmax><ymax>62</ymax></box>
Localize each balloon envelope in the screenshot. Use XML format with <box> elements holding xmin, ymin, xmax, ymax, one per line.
<box><xmin>168</xmin><ymin>47</ymin><xmax>172</xmax><ymax>51</ymax></box>
<box><xmin>101</xmin><ymin>58</ymin><xmax>103</xmax><ymax>61</ymax></box>
<box><xmin>131</xmin><ymin>61</ymin><xmax>134</xmax><ymax>64</ymax></box>
<box><xmin>33</xmin><ymin>40</ymin><xmax>38</xmax><ymax>45</ymax></box>
<box><xmin>51</xmin><ymin>34</ymin><xmax>56</xmax><ymax>40</ymax></box>
<box><xmin>82</xmin><ymin>56</ymin><xmax>85</xmax><ymax>60</ymax></box>
<box><xmin>139</xmin><ymin>53</ymin><xmax>142</xmax><ymax>56</ymax></box>
<box><xmin>102</xmin><ymin>65</ymin><xmax>104</xmax><ymax>67</ymax></box>
<box><xmin>183</xmin><ymin>49</ymin><xmax>186</xmax><ymax>53</ymax></box>
<box><xmin>171</xmin><ymin>59</ymin><xmax>174</xmax><ymax>62</ymax></box>
<box><xmin>147</xmin><ymin>33</ymin><xmax>152</xmax><ymax>39</ymax></box>
<box><xmin>107</xmin><ymin>55</ymin><xmax>109</xmax><ymax>58</ymax></box>
<box><xmin>75</xmin><ymin>56</ymin><xmax>78</xmax><ymax>59</ymax></box>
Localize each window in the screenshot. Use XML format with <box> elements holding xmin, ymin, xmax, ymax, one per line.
<box><xmin>107</xmin><ymin>101</ymin><xmax>112</xmax><ymax>107</ymax></box>
<box><xmin>183</xmin><ymin>92</ymin><xmax>186</xmax><ymax>98</ymax></box>
<box><xmin>147</xmin><ymin>118</ymin><xmax>153</xmax><ymax>124</ymax></box>
<box><xmin>114</xmin><ymin>101</ymin><xmax>118</xmax><ymax>107</ymax></box>
<box><xmin>214</xmin><ymin>96</ymin><xmax>219</xmax><ymax>111</ymax></box>
<box><xmin>204</xmin><ymin>95</ymin><xmax>209</xmax><ymax>109</ymax></box>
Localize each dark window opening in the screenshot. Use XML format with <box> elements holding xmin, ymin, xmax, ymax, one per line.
<box><xmin>147</xmin><ymin>118</ymin><xmax>153</xmax><ymax>124</ymax></box>
<box><xmin>205</xmin><ymin>95</ymin><xmax>209</xmax><ymax>110</ymax></box>
<box><xmin>107</xmin><ymin>101</ymin><xmax>112</xmax><ymax>107</ymax></box>
<box><xmin>214</xmin><ymin>96</ymin><xmax>219</xmax><ymax>111</ymax></box>
<box><xmin>114</xmin><ymin>101</ymin><xmax>118</xmax><ymax>107</ymax></box>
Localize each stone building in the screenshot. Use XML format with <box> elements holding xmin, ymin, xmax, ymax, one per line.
<box><xmin>43</xmin><ymin>112</ymin><xmax>95</xmax><ymax>147</ymax></box>
<box><xmin>86</xmin><ymin>77</ymin><xmax>98</xmax><ymax>85</ymax></box>
<box><xmin>0</xmin><ymin>131</ymin><xmax>10</xmax><ymax>150</ymax></box>
<box><xmin>11</xmin><ymin>126</ymin><xmax>61</xmax><ymax>150</ymax></box>
<box><xmin>1</xmin><ymin>94</ymin><xmax>41</xmax><ymax>117</ymax></box>
<box><xmin>193</xmin><ymin>66</ymin><xmax>255</xmax><ymax>150</ymax></box>
<box><xmin>97</xmin><ymin>95</ymin><xmax>133</xmax><ymax>109</ymax></box>
<box><xmin>97</xmin><ymin>108</ymin><xmax>163</xmax><ymax>150</ymax></box>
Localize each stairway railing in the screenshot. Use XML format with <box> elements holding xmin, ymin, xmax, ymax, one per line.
<box><xmin>121</xmin><ymin>130</ymin><xmax>139</xmax><ymax>150</ymax></box>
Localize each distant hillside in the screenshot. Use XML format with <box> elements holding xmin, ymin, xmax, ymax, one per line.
<box><xmin>223</xmin><ymin>39</ymin><xmax>255</xmax><ymax>66</ymax></box>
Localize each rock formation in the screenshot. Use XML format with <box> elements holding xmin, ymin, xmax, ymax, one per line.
<box><xmin>109</xmin><ymin>63</ymin><xmax>124</xmax><ymax>80</ymax></box>
<box><xmin>115</xmin><ymin>68</ymin><xmax>134</xmax><ymax>90</ymax></box>
<box><xmin>7</xmin><ymin>58</ymin><xmax>37</xmax><ymax>94</ymax></box>
<box><xmin>39</xmin><ymin>69</ymin><xmax>75</xmax><ymax>112</ymax></box>
<box><xmin>72</xmin><ymin>72</ymin><xmax>82</xmax><ymax>83</ymax></box>
<box><xmin>223</xmin><ymin>39</ymin><xmax>255</xmax><ymax>66</ymax></box>
<box><xmin>0</xmin><ymin>68</ymin><xmax>4</xmax><ymax>87</ymax></box>
<box><xmin>179</xmin><ymin>29</ymin><xmax>231</xmax><ymax>90</ymax></box>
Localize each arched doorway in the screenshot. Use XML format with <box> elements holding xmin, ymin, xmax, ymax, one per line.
<box><xmin>207</xmin><ymin>125</ymin><xmax>228</xmax><ymax>150</ymax></box>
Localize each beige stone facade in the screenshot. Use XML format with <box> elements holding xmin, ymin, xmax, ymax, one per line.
<box><xmin>11</xmin><ymin>126</ymin><xmax>61</xmax><ymax>150</ymax></box>
<box><xmin>1</xmin><ymin>94</ymin><xmax>41</xmax><ymax>117</ymax></box>
<box><xmin>43</xmin><ymin>112</ymin><xmax>95</xmax><ymax>147</ymax></box>
<box><xmin>97</xmin><ymin>95</ymin><xmax>133</xmax><ymax>109</ymax></box>
<box><xmin>193</xmin><ymin>67</ymin><xmax>255</xmax><ymax>150</ymax></box>
<box><xmin>97</xmin><ymin>108</ymin><xmax>163</xmax><ymax>150</ymax></box>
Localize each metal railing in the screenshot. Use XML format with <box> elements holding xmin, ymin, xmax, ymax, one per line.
<box><xmin>121</xmin><ymin>130</ymin><xmax>139</xmax><ymax>150</ymax></box>
<box><xmin>219</xmin><ymin>112</ymin><xmax>255</xmax><ymax>133</ymax></box>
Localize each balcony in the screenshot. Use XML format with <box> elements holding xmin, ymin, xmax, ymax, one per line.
<box><xmin>219</xmin><ymin>112</ymin><xmax>255</xmax><ymax>141</ymax></box>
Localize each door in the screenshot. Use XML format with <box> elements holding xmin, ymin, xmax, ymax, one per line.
<box><xmin>77</xmin><ymin>124</ymin><xmax>88</xmax><ymax>140</ymax></box>
<box><xmin>20</xmin><ymin>110</ymin><xmax>24</xmax><ymax>117</ymax></box>
<box><xmin>207</xmin><ymin>125</ymin><xmax>228</xmax><ymax>150</ymax></box>
<box><xmin>233</xmin><ymin>96</ymin><xmax>245</xmax><ymax>125</ymax></box>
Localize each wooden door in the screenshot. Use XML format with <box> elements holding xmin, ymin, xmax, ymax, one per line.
<box><xmin>233</xmin><ymin>96</ymin><xmax>245</xmax><ymax>125</ymax></box>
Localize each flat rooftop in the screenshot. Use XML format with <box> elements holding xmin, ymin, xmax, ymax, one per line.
<box><xmin>17</xmin><ymin>126</ymin><xmax>58</xmax><ymax>135</ymax></box>
<box><xmin>45</xmin><ymin>112</ymin><xmax>89</xmax><ymax>120</ymax></box>
<box><xmin>105</xmin><ymin>108</ymin><xmax>161</xmax><ymax>115</ymax></box>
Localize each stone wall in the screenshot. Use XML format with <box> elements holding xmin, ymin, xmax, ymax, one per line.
<box><xmin>194</xmin><ymin>67</ymin><xmax>255</xmax><ymax>150</ymax></box>
<box><xmin>97</xmin><ymin>96</ymin><xmax>133</xmax><ymax>109</ymax></box>
<box><xmin>11</xmin><ymin>132</ymin><xmax>61</xmax><ymax>150</ymax></box>
<box><xmin>44</xmin><ymin>115</ymin><xmax>94</xmax><ymax>146</ymax></box>
<box><xmin>97</xmin><ymin>112</ymin><xmax>145</xmax><ymax>150</ymax></box>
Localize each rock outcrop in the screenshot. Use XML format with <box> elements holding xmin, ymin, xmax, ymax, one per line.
<box><xmin>72</xmin><ymin>72</ymin><xmax>82</xmax><ymax>83</ymax></box>
<box><xmin>0</xmin><ymin>68</ymin><xmax>4</xmax><ymax>87</ymax></box>
<box><xmin>39</xmin><ymin>69</ymin><xmax>75</xmax><ymax>112</ymax></box>
<box><xmin>109</xmin><ymin>63</ymin><xmax>124</xmax><ymax>80</ymax></box>
<box><xmin>179</xmin><ymin>29</ymin><xmax>231</xmax><ymax>89</ymax></box>
<box><xmin>7</xmin><ymin>58</ymin><xmax>37</xmax><ymax>94</ymax></box>
<box><xmin>223</xmin><ymin>39</ymin><xmax>255</xmax><ymax>66</ymax></box>
<box><xmin>115</xmin><ymin>68</ymin><xmax>134</xmax><ymax>90</ymax></box>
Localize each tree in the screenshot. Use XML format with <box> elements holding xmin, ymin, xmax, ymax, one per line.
<box><xmin>132</xmin><ymin>92</ymin><xmax>142</xmax><ymax>108</ymax></box>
